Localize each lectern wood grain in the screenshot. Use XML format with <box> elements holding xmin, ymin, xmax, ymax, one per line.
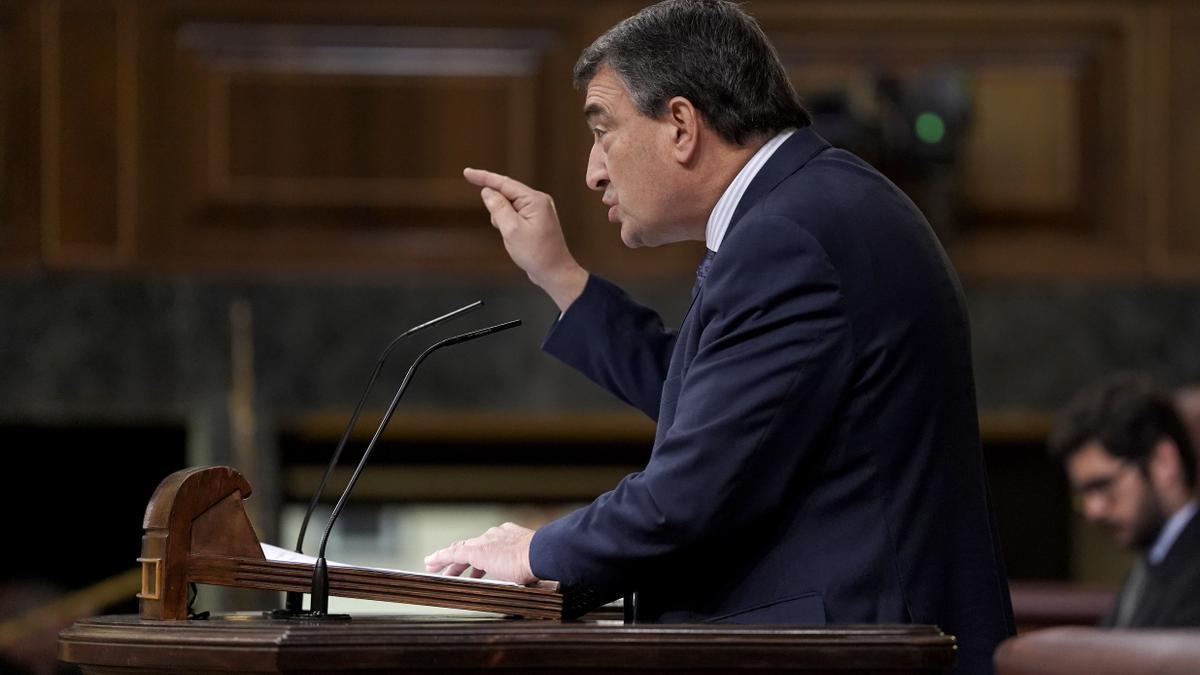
<box><xmin>60</xmin><ymin>615</ymin><xmax>956</xmax><ymax>674</ymax></box>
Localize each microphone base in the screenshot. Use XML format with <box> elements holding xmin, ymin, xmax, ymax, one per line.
<box><xmin>262</xmin><ymin>609</ymin><xmax>352</xmax><ymax>621</ymax></box>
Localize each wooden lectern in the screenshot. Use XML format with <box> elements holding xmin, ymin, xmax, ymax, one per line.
<box><xmin>133</xmin><ymin>466</ymin><xmax>560</xmax><ymax>620</ymax></box>
<box><xmin>58</xmin><ymin>466</ymin><xmax>958</xmax><ymax>673</ymax></box>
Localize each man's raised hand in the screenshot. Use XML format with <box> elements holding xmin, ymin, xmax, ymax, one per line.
<box><xmin>464</xmin><ymin>168</ymin><xmax>588</xmax><ymax>311</ymax></box>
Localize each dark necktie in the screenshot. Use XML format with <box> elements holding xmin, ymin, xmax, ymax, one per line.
<box><xmin>692</xmin><ymin>248</ymin><xmax>716</xmax><ymax>297</ymax></box>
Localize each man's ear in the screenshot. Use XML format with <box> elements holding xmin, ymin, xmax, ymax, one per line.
<box><xmin>664</xmin><ymin>96</ymin><xmax>700</xmax><ymax>164</ymax></box>
<box><xmin>1149</xmin><ymin>438</ymin><xmax>1183</xmax><ymax>490</ymax></box>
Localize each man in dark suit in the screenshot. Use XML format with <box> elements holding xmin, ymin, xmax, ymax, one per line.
<box><xmin>1050</xmin><ymin>375</ymin><xmax>1200</xmax><ymax>627</ymax></box>
<box><xmin>424</xmin><ymin>2</ymin><xmax>1013</xmax><ymax>672</ymax></box>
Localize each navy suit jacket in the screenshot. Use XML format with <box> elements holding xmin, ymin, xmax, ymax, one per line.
<box><xmin>530</xmin><ymin>128</ymin><xmax>1014</xmax><ymax>674</ymax></box>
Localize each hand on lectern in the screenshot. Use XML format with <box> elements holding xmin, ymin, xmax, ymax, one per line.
<box><xmin>424</xmin><ymin>522</ymin><xmax>539</xmax><ymax>585</ymax></box>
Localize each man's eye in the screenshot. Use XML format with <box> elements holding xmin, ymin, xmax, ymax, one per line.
<box><xmin>592</xmin><ymin>128</ymin><xmax>607</xmax><ymax>139</ymax></box>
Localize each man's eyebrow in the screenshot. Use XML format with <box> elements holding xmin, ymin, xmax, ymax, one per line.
<box><xmin>583</xmin><ymin>103</ymin><xmax>609</xmax><ymax>124</ymax></box>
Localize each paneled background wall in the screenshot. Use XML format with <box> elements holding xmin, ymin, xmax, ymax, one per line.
<box><xmin>4</xmin><ymin>0</ymin><xmax>1199</xmax><ymax>280</ymax></box>
<box><xmin>1</xmin><ymin>0</ymin><xmax>1199</xmax><ymax>600</ymax></box>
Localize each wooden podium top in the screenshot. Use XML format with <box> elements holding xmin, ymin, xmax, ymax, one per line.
<box><xmin>60</xmin><ymin>614</ymin><xmax>956</xmax><ymax>674</ymax></box>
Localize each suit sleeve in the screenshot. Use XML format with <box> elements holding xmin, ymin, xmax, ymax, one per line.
<box><xmin>542</xmin><ymin>274</ymin><xmax>677</xmax><ymax>421</ymax></box>
<box><xmin>530</xmin><ymin>219</ymin><xmax>853</xmax><ymax>590</ymax></box>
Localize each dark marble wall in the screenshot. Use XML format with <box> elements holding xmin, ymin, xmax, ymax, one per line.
<box><xmin>968</xmin><ymin>283</ymin><xmax>1200</xmax><ymax>409</ymax></box>
<box><xmin>4</xmin><ymin>276</ymin><xmax>1197</xmax><ymax>424</ymax></box>
<box><xmin>0</xmin><ymin>276</ymin><xmax>669</xmax><ymax>423</ymax></box>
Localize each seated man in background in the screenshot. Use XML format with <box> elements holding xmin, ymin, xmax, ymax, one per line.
<box><xmin>1050</xmin><ymin>374</ymin><xmax>1200</xmax><ymax>627</ymax></box>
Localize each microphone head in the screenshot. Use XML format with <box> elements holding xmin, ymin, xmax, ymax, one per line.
<box><xmin>441</xmin><ymin>319</ymin><xmax>522</xmax><ymax>347</ymax></box>
<box><xmin>478</xmin><ymin>319</ymin><xmax>522</xmax><ymax>335</ymax></box>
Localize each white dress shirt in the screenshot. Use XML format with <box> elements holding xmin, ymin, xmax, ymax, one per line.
<box><xmin>705</xmin><ymin>129</ymin><xmax>794</xmax><ymax>252</ymax></box>
<box><xmin>1148</xmin><ymin>498</ymin><xmax>1199</xmax><ymax>565</ymax></box>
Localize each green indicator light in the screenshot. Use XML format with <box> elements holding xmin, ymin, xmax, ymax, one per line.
<box><xmin>915</xmin><ymin>112</ymin><xmax>946</xmax><ymax>144</ymax></box>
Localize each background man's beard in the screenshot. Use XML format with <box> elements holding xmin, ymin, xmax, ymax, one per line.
<box><xmin>1128</xmin><ymin>489</ymin><xmax>1168</xmax><ymax>551</ymax></box>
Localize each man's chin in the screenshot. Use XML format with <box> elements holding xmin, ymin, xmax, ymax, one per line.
<box><xmin>1113</xmin><ymin>525</ymin><xmax>1156</xmax><ymax>551</ymax></box>
<box><xmin>1114</xmin><ymin>530</ymin><xmax>1136</xmax><ymax>550</ymax></box>
<box><xmin>619</xmin><ymin>224</ymin><xmax>646</xmax><ymax>249</ymax></box>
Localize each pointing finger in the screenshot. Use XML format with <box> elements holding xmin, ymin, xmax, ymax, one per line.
<box><xmin>464</xmin><ymin>167</ymin><xmax>533</xmax><ymax>202</ymax></box>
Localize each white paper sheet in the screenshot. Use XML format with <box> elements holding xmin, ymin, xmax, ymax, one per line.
<box><xmin>259</xmin><ymin>543</ymin><xmax>523</xmax><ymax>587</ymax></box>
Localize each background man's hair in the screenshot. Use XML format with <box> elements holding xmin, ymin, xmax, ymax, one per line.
<box><xmin>1049</xmin><ymin>373</ymin><xmax>1197</xmax><ymax>488</ymax></box>
<box><xmin>573</xmin><ymin>0</ymin><xmax>811</xmax><ymax>145</ymax></box>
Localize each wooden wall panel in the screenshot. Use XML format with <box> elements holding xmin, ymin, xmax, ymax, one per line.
<box><xmin>214</xmin><ymin>76</ymin><xmax>527</xmax><ymax>209</ymax></box>
<box><xmin>963</xmin><ymin>66</ymin><xmax>1082</xmax><ymax>216</ymax></box>
<box><xmin>139</xmin><ymin>16</ymin><xmax>571</xmax><ymax>278</ymax></box>
<box><xmin>1</xmin><ymin>0</ymin><xmax>1197</xmax><ymax>281</ymax></box>
<box><xmin>751</xmin><ymin>2</ymin><xmax>1146</xmax><ymax>281</ymax></box>
<box><xmin>0</xmin><ymin>1</ymin><xmax>40</xmax><ymax>271</ymax></box>
<box><xmin>54</xmin><ymin>3</ymin><xmax>119</xmax><ymax>251</ymax></box>
<box><xmin>1</xmin><ymin>13</ymin><xmax>6</xmax><ymax>250</ymax></box>
<box><xmin>38</xmin><ymin>0</ymin><xmax>136</xmax><ymax>269</ymax></box>
<box><xmin>1163</xmin><ymin>4</ymin><xmax>1200</xmax><ymax>276</ymax></box>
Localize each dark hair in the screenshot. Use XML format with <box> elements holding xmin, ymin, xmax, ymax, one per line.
<box><xmin>573</xmin><ymin>0</ymin><xmax>811</xmax><ymax>145</ymax></box>
<box><xmin>1049</xmin><ymin>374</ymin><xmax>1197</xmax><ymax>489</ymax></box>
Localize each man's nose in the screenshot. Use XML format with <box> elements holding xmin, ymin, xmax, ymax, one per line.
<box><xmin>1081</xmin><ymin>493</ymin><xmax>1108</xmax><ymax>521</ymax></box>
<box><xmin>586</xmin><ymin>143</ymin><xmax>608</xmax><ymax>192</ymax></box>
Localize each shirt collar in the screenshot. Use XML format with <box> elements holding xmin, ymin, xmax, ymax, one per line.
<box><xmin>705</xmin><ymin>129</ymin><xmax>795</xmax><ymax>252</ymax></box>
<box><xmin>1148</xmin><ymin>498</ymin><xmax>1199</xmax><ymax>565</ymax></box>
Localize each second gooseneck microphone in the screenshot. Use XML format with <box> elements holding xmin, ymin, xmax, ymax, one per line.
<box><xmin>281</xmin><ymin>301</ymin><xmax>483</xmax><ymax>614</ymax></box>
<box><xmin>308</xmin><ymin>319</ymin><xmax>522</xmax><ymax>616</ymax></box>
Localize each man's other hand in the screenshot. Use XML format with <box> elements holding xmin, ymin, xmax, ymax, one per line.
<box><xmin>423</xmin><ymin>522</ymin><xmax>539</xmax><ymax>585</ymax></box>
<box><xmin>464</xmin><ymin>167</ymin><xmax>588</xmax><ymax>312</ymax></box>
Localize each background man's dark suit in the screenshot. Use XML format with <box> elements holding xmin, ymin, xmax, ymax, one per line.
<box><xmin>529</xmin><ymin>128</ymin><xmax>1014</xmax><ymax>674</ymax></box>
<box><xmin>1105</xmin><ymin>509</ymin><xmax>1200</xmax><ymax>627</ymax></box>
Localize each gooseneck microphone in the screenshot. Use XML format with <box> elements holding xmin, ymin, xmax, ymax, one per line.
<box><xmin>292</xmin><ymin>300</ymin><xmax>482</xmax><ymax>554</ymax></box>
<box><xmin>309</xmin><ymin>319</ymin><xmax>522</xmax><ymax>616</ymax></box>
<box><xmin>280</xmin><ymin>301</ymin><xmax>481</xmax><ymax>614</ymax></box>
